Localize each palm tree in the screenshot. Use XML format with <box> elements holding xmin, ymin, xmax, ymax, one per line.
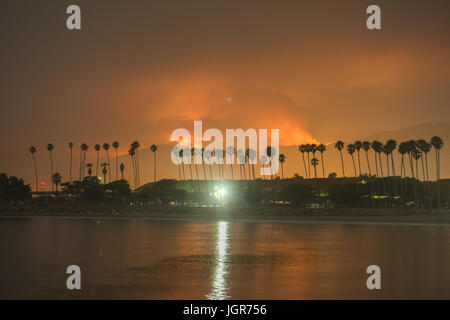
<box><xmin>52</xmin><ymin>172</ymin><xmax>62</xmax><ymax>194</ymax></box>
<box><xmin>131</xmin><ymin>141</ymin><xmax>140</xmax><ymax>187</ymax></box>
<box><xmin>387</xmin><ymin>139</ymin><xmax>397</xmax><ymax>176</ymax></box>
<box><xmin>266</xmin><ymin>146</ymin><xmax>275</xmax><ymax>179</ymax></box>
<box><xmin>201</xmin><ymin>148</ymin><xmax>207</xmax><ymax>180</ymax></box>
<box><xmin>179</xmin><ymin>149</ymin><xmax>186</xmax><ymax>180</ymax></box>
<box><xmin>382</xmin><ymin>144</ymin><xmax>390</xmax><ymax>177</ymax></box>
<box><xmin>128</xmin><ymin>148</ymin><xmax>136</xmax><ymax>186</ymax></box>
<box><xmin>151</xmin><ymin>144</ymin><xmax>158</xmax><ymax>182</ymax></box>
<box><xmin>318</xmin><ymin>144</ymin><xmax>326</xmax><ymax>178</ymax></box>
<box><xmin>431</xmin><ymin>136</ymin><xmax>444</xmax><ymax>210</ymax></box>
<box><xmin>120</xmin><ymin>163</ymin><xmax>125</xmax><ymax>180</ymax></box>
<box><xmin>371</xmin><ymin>141</ymin><xmax>384</xmax><ymax>177</ymax></box>
<box><xmin>80</xmin><ymin>143</ymin><xmax>88</xmax><ymax>180</ymax></box>
<box><xmin>417</xmin><ymin>139</ymin><xmax>431</xmax><ymax>181</ymax></box>
<box><xmin>29</xmin><ymin>146</ymin><xmax>38</xmax><ymax>192</ymax></box>
<box><xmin>86</xmin><ymin>163</ymin><xmax>93</xmax><ymax>177</ymax></box>
<box><xmin>68</xmin><ymin>142</ymin><xmax>74</xmax><ymax>183</ymax></box>
<box><xmin>305</xmin><ymin>144</ymin><xmax>312</xmax><ymax>179</ymax></box>
<box><xmin>362</xmin><ymin>141</ymin><xmax>372</xmax><ymax>176</ymax></box>
<box><xmin>101</xmin><ymin>162</ymin><xmax>108</xmax><ymax>184</ymax></box>
<box><xmin>334</xmin><ymin>141</ymin><xmax>345</xmax><ymax>177</ymax></box>
<box><xmin>398</xmin><ymin>142</ymin><xmax>408</xmax><ymax>177</ymax></box>
<box><xmin>406</xmin><ymin>140</ymin><xmax>417</xmax><ymax>178</ymax></box>
<box><xmin>279</xmin><ymin>153</ymin><xmax>286</xmax><ymax>179</ymax></box>
<box><xmin>354</xmin><ymin>141</ymin><xmax>363</xmax><ymax>176</ymax></box>
<box><xmin>245</xmin><ymin>149</ymin><xmax>251</xmax><ymax>180</ymax></box>
<box><xmin>47</xmin><ymin>143</ymin><xmax>54</xmax><ymax>191</ymax></box>
<box><xmin>311</xmin><ymin>157</ymin><xmax>319</xmax><ymax>178</ymax></box>
<box><xmin>103</xmin><ymin>143</ymin><xmax>111</xmax><ymax>183</ymax></box>
<box><xmin>226</xmin><ymin>146</ymin><xmax>235</xmax><ymax>180</ymax></box>
<box><xmin>346</xmin><ymin>144</ymin><xmax>357</xmax><ymax>177</ymax></box>
<box><xmin>298</xmin><ymin>145</ymin><xmax>308</xmax><ymax>178</ymax></box>
<box><xmin>112</xmin><ymin>141</ymin><xmax>120</xmax><ymax>181</ymax></box>
<box><xmin>248</xmin><ymin>148</ymin><xmax>257</xmax><ymax>179</ymax></box>
<box><xmin>94</xmin><ymin>144</ymin><xmax>101</xmax><ymax>177</ymax></box>
<box><xmin>237</xmin><ymin>149</ymin><xmax>245</xmax><ymax>180</ymax></box>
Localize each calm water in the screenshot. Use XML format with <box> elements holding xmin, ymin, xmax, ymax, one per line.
<box><xmin>0</xmin><ymin>217</ymin><xmax>449</xmax><ymax>299</ymax></box>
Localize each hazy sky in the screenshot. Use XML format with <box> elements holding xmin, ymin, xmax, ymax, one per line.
<box><xmin>0</xmin><ymin>0</ymin><xmax>449</xmax><ymax>185</ymax></box>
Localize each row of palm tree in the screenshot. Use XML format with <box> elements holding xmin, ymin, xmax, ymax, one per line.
<box><xmin>28</xmin><ymin>141</ymin><xmax>159</xmax><ymax>191</ymax></box>
<box><xmin>28</xmin><ymin>136</ymin><xmax>444</xmax><ymax>192</ymax></box>
<box><xmin>330</xmin><ymin>137</ymin><xmax>443</xmax><ymax>182</ymax></box>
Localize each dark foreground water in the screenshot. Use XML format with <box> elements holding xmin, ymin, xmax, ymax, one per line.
<box><xmin>0</xmin><ymin>217</ymin><xmax>449</xmax><ymax>299</ymax></box>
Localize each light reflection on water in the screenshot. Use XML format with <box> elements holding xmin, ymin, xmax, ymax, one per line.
<box><xmin>206</xmin><ymin>221</ymin><xmax>230</xmax><ymax>300</ymax></box>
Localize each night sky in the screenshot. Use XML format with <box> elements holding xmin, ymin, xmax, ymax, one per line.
<box><xmin>1</xmin><ymin>0</ymin><xmax>449</xmax><ymax>186</ymax></box>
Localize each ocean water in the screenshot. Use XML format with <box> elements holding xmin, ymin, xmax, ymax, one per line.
<box><xmin>0</xmin><ymin>217</ymin><xmax>449</xmax><ymax>299</ymax></box>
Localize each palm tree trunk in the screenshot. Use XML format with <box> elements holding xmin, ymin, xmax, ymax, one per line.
<box><xmin>351</xmin><ymin>155</ymin><xmax>357</xmax><ymax>177</ymax></box>
<box><xmin>252</xmin><ymin>163</ymin><xmax>256</xmax><ymax>179</ymax></box>
<box><xmin>239</xmin><ymin>164</ymin><xmax>243</xmax><ymax>180</ymax></box>
<box><xmin>69</xmin><ymin>149</ymin><xmax>73</xmax><ymax>184</ymax></box>
<box><xmin>365</xmin><ymin>151</ymin><xmax>371</xmax><ymax>176</ymax></box>
<box><xmin>391</xmin><ymin>154</ymin><xmax>396</xmax><ymax>176</ymax></box>
<box><xmin>302</xmin><ymin>154</ymin><xmax>308</xmax><ymax>178</ymax></box>
<box><xmin>202</xmin><ymin>162</ymin><xmax>207</xmax><ymax>180</ymax></box>
<box><xmin>378</xmin><ymin>153</ymin><xmax>384</xmax><ymax>177</ymax></box>
<box><xmin>106</xmin><ymin>151</ymin><xmax>111</xmax><ymax>183</ymax></box>
<box><xmin>339</xmin><ymin>150</ymin><xmax>345</xmax><ymax>177</ymax></box>
<box><xmin>374</xmin><ymin>151</ymin><xmax>378</xmax><ymax>176</ymax></box>
<box><xmin>32</xmin><ymin>154</ymin><xmax>38</xmax><ymax>192</ymax></box>
<box><xmin>49</xmin><ymin>151</ymin><xmax>54</xmax><ymax>192</ymax></box>
<box><xmin>320</xmin><ymin>152</ymin><xmax>325</xmax><ymax>178</ymax></box>
<box><xmin>79</xmin><ymin>149</ymin><xmax>83</xmax><ymax>181</ymax></box>
<box><xmin>357</xmin><ymin>152</ymin><xmax>361</xmax><ymax>176</ymax></box>
<box><xmin>153</xmin><ymin>152</ymin><xmax>157</xmax><ymax>182</ymax></box>
<box><xmin>425</xmin><ymin>153</ymin><xmax>429</xmax><ymax>181</ymax></box>
<box><xmin>115</xmin><ymin>149</ymin><xmax>119</xmax><ymax>181</ymax></box>
<box><xmin>229</xmin><ymin>164</ymin><xmax>233</xmax><ymax>180</ymax></box>
<box><xmin>281</xmin><ymin>163</ymin><xmax>284</xmax><ymax>179</ymax></box>
<box><xmin>307</xmin><ymin>153</ymin><xmax>311</xmax><ymax>178</ymax></box>
<box><xmin>420</xmin><ymin>156</ymin><xmax>425</xmax><ymax>181</ymax></box>
<box><xmin>96</xmin><ymin>151</ymin><xmax>99</xmax><ymax>177</ymax></box>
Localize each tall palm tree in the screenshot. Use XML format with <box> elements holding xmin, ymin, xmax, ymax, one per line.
<box><xmin>103</xmin><ymin>143</ymin><xmax>111</xmax><ymax>183</ymax></box>
<box><xmin>120</xmin><ymin>163</ymin><xmax>125</xmax><ymax>180</ymax></box>
<box><xmin>151</xmin><ymin>144</ymin><xmax>158</xmax><ymax>182</ymax></box>
<box><xmin>417</xmin><ymin>139</ymin><xmax>431</xmax><ymax>181</ymax></box>
<box><xmin>371</xmin><ymin>141</ymin><xmax>384</xmax><ymax>177</ymax></box>
<box><xmin>201</xmin><ymin>148</ymin><xmax>207</xmax><ymax>180</ymax></box>
<box><xmin>80</xmin><ymin>143</ymin><xmax>88</xmax><ymax>180</ymax></box>
<box><xmin>279</xmin><ymin>153</ymin><xmax>286</xmax><ymax>179</ymax></box>
<box><xmin>47</xmin><ymin>143</ymin><xmax>54</xmax><ymax>191</ymax></box>
<box><xmin>179</xmin><ymin>149</ymin><xmax>186</xmax><ymax>180</ymax></box>
<box><xmin>129</xmin><ymin>148</ymin><xmax>136</xmax><ymax>186</ymax></box>
<box><xmin>245</xmin><ymin>149</ymin><xmax>251</xmax><ymax>180</ymax></box>
<box><xmin>29</xmin><ymin>146</ymin><xmax>38</xmax><ymax>192</ymax></box>
<box><xmin>406</xmin><ymin>140</ymin><xmax>417</xmax><ymax>178</ymax></box>
<box><xmin>131</xmin><ymin>141</ymin><xmax>141</xmax><ymax>187</ymax></box>
<box><xmin>318</xmin><ymin>144</ymin><xmax>326</xmax><ymax>178</ymax></box>
<box><xmin>346</xmin><ymin>144</ymin><xmax>357</xmax><ymax>177</ymax></box>
<box><xmin>266</xmin><ymin>146</ymin><xmax>275</xmax><ymax>180</ymax></box>
<box><xmin>362</xmin><ymin>141</ymin><xmax>372</xmax><ymax>175</ymax></box>
<box><xmin>298</xmin><ymin>145</ymin><xmax>308</xmax><ymax>178</ymax></box>
<box><xmin>385</xmin><ymin>139</ymin><xmax>397</xmax><ymax>176</ymax></box>
<box><xmin>305</xmin><ymin>144</ymin><xmax>312</xmax><ymax>179</ymax></box>
<box><xmin>94</xmin><ymin>144</ymin><xmax>101</xmax><ymax>177</ymax></box>
<box><xmin>334</xmin><ymin>141</ymin><xmax>345</xmax><ymax>177</ymax></box>
<box><xmin>52</xmin><ymin>172</ymin><xmax>62</xmax><ymax>194</ymax></box>
<box><xmin>101</xmin><ymin>163</ymin><xmax>108</xmax><ymax>184</ymax></box>
<box><xmin>382</xmin><ymin>144</ymin><xmax>390</xmax><ymax>177</ymax></box>
<box><xmin>248</xmin><ymin>148</ymin><xmax>257</xmax><ymax>179</ymax></box>
<box><xmin>68</xmin><ymin>142</ymin><xmax>74</xmax><ymax>183</ymax></box>
<box><xmin>226</xmin><ymin>146</ymin><xmax>235</xmax><ymax>180</ymax></box>
<box><xmin>431</xmin><ymin>136</ymin><xmax>444</xmax><ymax>210</ymax></box>
<box><xmin>354</xmin><ymin>141</ymin><xmax>363</xmax><ymax>176</ymax></box>
<box><xmin>311</xmin><ymin>157</ymin><xmax>319</xmax><ymax>178</ymax></box>
<box><xmin>398</xmin><ymin>142</ymin><xmax>408</xmax><ymax>177</ymax></box>
<box><xmin>86</xmin><ymin>163</ymin><xmax>93</xmax><ymax>177</ymax></box>
<box><xmin>112</xmin><ymin>141</ymin><xmax>120</xmax><ymax>181</ymax></box>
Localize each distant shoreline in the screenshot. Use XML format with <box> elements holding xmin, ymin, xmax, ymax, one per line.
<box><xmin>1</xmin><ymin>207</ymin><xmax>449</xmax><ymax>226</ymax></box>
